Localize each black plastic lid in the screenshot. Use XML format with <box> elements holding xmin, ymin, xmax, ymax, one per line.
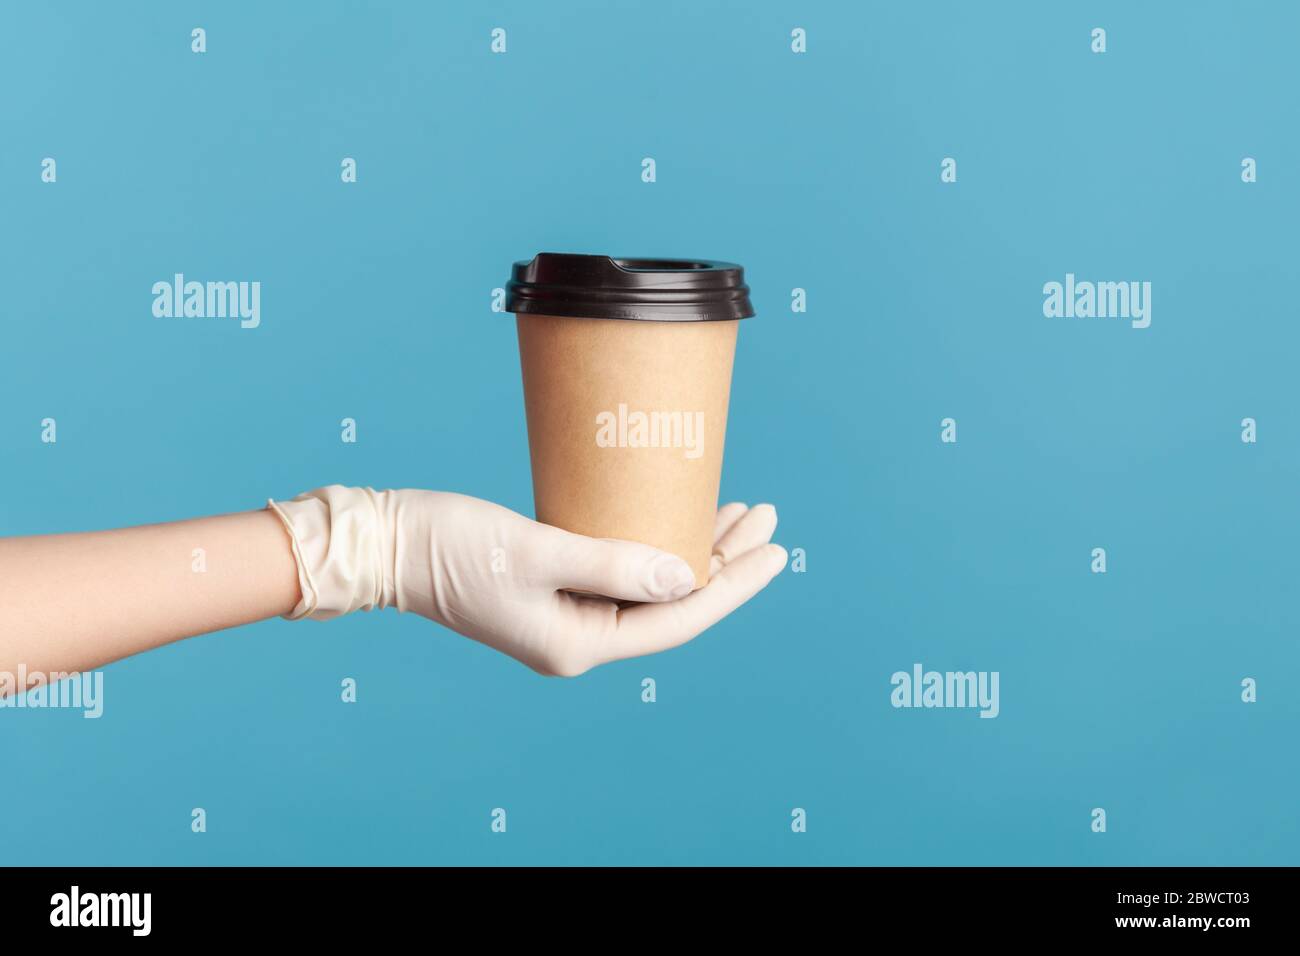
<box><xmin>505</xmin><ymin>252</ymin><xmax>754</xmax><ymax>322</ymax></box>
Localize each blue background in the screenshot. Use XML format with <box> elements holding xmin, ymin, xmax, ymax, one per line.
<box><xmin>2</xmin><ymin>0</ymin><xmax>1296</xmax><ymax>865</ymax></box>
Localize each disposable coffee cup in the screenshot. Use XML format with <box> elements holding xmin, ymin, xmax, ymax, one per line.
<box><xmin>506</xmin><ymin>252</ymin><xmax>755</xmax><ymax>590</ymax></box>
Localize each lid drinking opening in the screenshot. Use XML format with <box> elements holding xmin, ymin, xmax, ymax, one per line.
<box><xmin>613</xmin><ymin>258</ymin><xmax>714</xmax><ymax>271</ymax></box>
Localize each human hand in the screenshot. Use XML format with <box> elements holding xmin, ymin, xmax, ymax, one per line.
<box><xmin>269</xmin><ymin>487</ymin><xmax>786</xmax><ymax>676</ymax></box>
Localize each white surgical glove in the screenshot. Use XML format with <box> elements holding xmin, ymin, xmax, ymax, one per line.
<box><xmin>268</xmin><ymin>486</ymin><xmax>786</xmax><ymax>677</ymax></box>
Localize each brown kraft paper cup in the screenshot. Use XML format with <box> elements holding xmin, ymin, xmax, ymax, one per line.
<box><xmin>506</xmin><ymin>253</ymin><xmax>755</xmax><ymax>591</ymax></box>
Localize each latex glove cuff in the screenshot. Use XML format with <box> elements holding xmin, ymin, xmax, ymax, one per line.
<box><xmin>267</xmin><ymin>485</ymin><xmax>394</xmax><ymax>620</ymax></box>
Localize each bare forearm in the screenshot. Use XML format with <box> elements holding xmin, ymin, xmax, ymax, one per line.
<box><xmin>0</xmin><ymin>510</ymin><xmax>300</xmax><ymax>682</ymax></box>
